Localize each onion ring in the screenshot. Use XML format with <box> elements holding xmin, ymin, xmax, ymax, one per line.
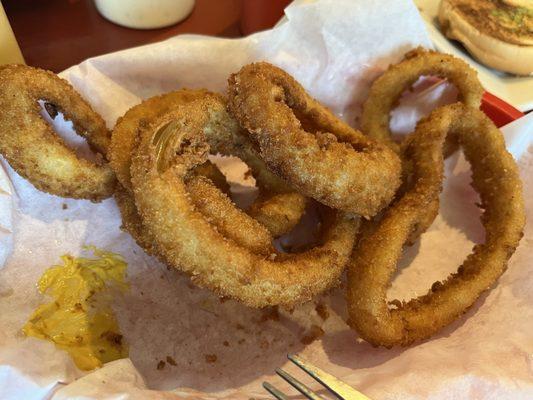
<box><xmin>0</xmin><ymin>65</ymin><xmax>115</xmax><ymax>201</ymax></box>
<box><xmin>361</xmin><ymin>48</ymin><xmax>484</xmax><ymax>242</ymax></box>
<box><xmin>347</xmin><ymin>104</ymin><xmax>525</xmax><ymax>347</ymax></box>
<box><xmin>361</xmin><ymin>47</ymin><xmax>484</xmax><ymax>148</ymax></box>
<box><xmin>130</xmin><ymin>98</ymin><xmax>359</xmax><ymax>307</ymax></box>
<box><xmin>228</xmin><ymin>62</ymin><xmax>402</xmax><ymax>217</ymax></box>
<box><xmin>110</xmin><ymin>90</ymin><xmax>306</xmax><ymax>244</ymax></box>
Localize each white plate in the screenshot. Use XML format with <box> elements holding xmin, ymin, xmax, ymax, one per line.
<box><xmin>414</xmin><ymin>0</ymin><xmax>533</xmax><ymax>112</ymax></box>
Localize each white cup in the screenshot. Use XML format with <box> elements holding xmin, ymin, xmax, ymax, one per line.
<box><xmin>94</xmin><ymin>0</ymin><xmax>195</xmax><ymax>30</ymax></box>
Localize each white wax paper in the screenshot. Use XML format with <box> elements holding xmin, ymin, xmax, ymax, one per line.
<box><xmin>1</xmin><ymin>0</ymin><xmax>532</xmax><ymax>399</ymax></box>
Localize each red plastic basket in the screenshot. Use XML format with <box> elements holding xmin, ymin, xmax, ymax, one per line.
<box><xmin>481</xmin><ymin>92</ymin><xmax>524</xmax><ymax>127</ymax></box>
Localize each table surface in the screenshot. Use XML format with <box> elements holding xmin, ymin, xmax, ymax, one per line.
<box><xmin>4</xmin><ymin>0</ymin><xmax>244</xmax><ymax>73</ymax></box>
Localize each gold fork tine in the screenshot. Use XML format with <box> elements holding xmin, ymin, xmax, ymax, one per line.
<box><xmin>275</xmin><ymin>368</ymin><xmax>326</xmax><ymax>400</ymax></box>
<box><xmin>263</xmin><ymin>381</ymin><xmax>289</xmax><ymax>400</ymax></box>
<box><xmin>288</xmin><ymin>354</ymin><xmax>372</xmax><ymax>400</ymax></box>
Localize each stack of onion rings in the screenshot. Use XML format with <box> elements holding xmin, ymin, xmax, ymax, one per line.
<box><xmin>0</xmin><ymin>48</ymin><xmax>524</xmax><ymax>345</ymax></box>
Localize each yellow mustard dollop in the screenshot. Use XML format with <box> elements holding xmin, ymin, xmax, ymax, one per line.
<box><xmin>23</xmin><ymin>247</ymin><xmax>129</xmax><ymax>371</ymax></box>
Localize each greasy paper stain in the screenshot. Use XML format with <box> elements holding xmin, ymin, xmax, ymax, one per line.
<box><xmin>22</xmin><ymin>247</ymin><xmax>129</xmax><ymax>371</ymax></box>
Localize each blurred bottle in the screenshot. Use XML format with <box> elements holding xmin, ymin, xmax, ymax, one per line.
<box><xmin>0</xmin><ymin>2</ymin><xmax>24</xmax><ymax>65</ymax></box>
<box><xmin>94</xmin><ymin>0</ymin><xmax>195</xmax><ymax>29</ymax></box>
<box><xmin>241</xmin><ymin>0</ymin><xmax>291</xmax><ymax>35</ymax></box>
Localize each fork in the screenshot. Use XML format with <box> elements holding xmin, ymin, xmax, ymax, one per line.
<box><xmin>263</xmin><ymin>354</ymin><xmax>372</xmax><ymax>400</ymax></box>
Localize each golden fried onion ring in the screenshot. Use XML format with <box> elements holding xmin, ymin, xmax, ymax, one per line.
<box><xmin>347</xmin><ymin>104</ymin><xmax>525</xmax><ymax>347</ymax></box>
<box><xmin>110</xmin><ymin>90</ymin><xmax>275</xmax><ymax>254</ymax></box>
<box><xmin>361</xmin><ymin>48</ymin><xmax>484</xmax><ymax>243</ymax></box>
<box><xmin>110</xmin><ymin>90</ymin><xmax>305</xmax><ymax>249</ymax></box>
<box><xmin>131</xmin><ymin>98</ymin><xmax>359</xmax><ymax>307</ymax></box>
<box><xmin>228</xmin><ymin>62</ymin><xmax>402</xmax><ymax>217</ymax></box>
<box><xmin>109</xmin><ymin>89</ymin><xmax>214</xmax><ymax>193</ymax></box>
<box><xmin>115</xmin><ymin>160</ymin><xmax>244</xmax><ymax>259</ymax></box>
<box><xmin>361</xmin><ymin>48</ymin><xmax>484</xmax><ymax>147</ymax></box>
<box><xmin>0</xmin><ymin>65</ymin><xmax>115</xmax><ymax>201</ymax></box>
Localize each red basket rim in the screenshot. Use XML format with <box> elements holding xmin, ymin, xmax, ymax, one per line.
<box><xmin>482</xmin><ymin>92</ymin><xmax>524</xmax><ymax>127</ymax></box>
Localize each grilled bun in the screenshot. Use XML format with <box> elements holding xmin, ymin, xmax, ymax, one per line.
<box><xmin>438</xmin><ymin>0</ymin><xmax>533</xmax><ymax>75</ymax></box>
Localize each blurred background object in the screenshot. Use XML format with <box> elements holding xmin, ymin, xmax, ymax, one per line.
<box><xmin>241</xmin><ymin>0</ymin><xmax>291</xmax><ymax>35</ymax></box>
<box><xmin>3</xmin><ymin>0</ymin><xmax>251</xmax><ymax>72</ymax></box>
<box><xmin>0</xmin><ymin>1</ymin><xmax>24</xmax><ymax>65</ymax></box>
<box><xmin>3</xmin><ymin>0</ymin><xmax>292</xmax><ymax>72</ymax></box>
<box><xmin>94</xmin><ymin>0</ymin><xmax>195</xmax><ymax>29</ymax></box>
